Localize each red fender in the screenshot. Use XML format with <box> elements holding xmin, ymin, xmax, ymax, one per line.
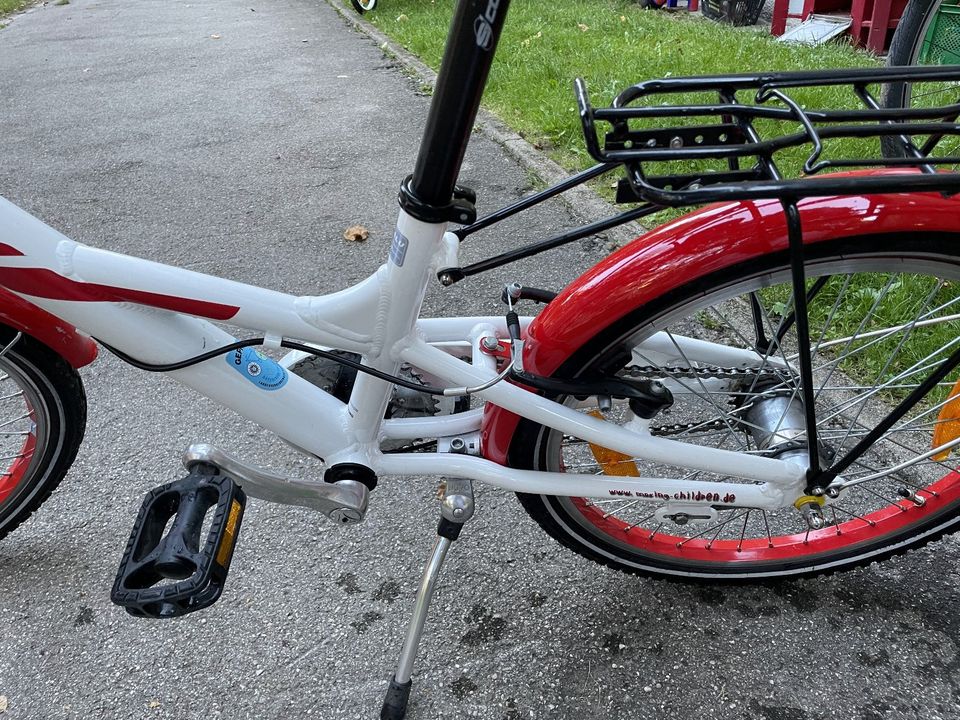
<box><xmin>481</xmin><ymin>170</ymin><xmax>960</xmax><ymax>465</ymax></box>
<box><xmin>0</xmin><ymin>286</ymin><xmax>98</xmax><ymax>368</ymax></box>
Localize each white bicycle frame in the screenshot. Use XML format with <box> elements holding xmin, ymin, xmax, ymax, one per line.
<box><xmin>0</xmin><ymin>195</ymin><xmax>806</xmax><ymax>511</ymax></box>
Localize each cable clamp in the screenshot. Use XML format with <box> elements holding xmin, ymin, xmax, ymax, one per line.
<box><xmin>262</xmin><ymin>333</ymin><xmax>283</xmax><ymax>350</ymax></box>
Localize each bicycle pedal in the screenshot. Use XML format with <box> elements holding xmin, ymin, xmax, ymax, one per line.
<box><xmin>111</xmin><ymin>464</ymin><xmax>246</xmax><ymax>619</ymax></box>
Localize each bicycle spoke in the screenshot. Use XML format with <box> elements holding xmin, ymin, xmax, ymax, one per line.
<box><xmin>623</xmin><ymin>512</ymin><xmax>658</xmax><ymax>532</ymax></box>
<box><xmin>811</xmin><ymin>274</ymin><xmax>901</xmax><ymax>400</ymax></box>
<box><xmin>0</xmin><ymin>412</ymin><xmax>30</xmax><ymax>430</ymax></box>
<box><xmin>817</xmin><ymin>340</ymin><xmax>960</xmax><ymax>427</ymax></box>
<box><xmin>655</xmin><ymin>335</ymin><xmax>749</xmax><ymax>449</ymax></box>
<box><xmin>811</xmin><ymin>274</ymin><xmax>853</xmax><ymax>360</ymax></box>
<box><xmin>833</xmin><ymin>279</ymin><xmax>945</xmax><ymax>452</ymax></box>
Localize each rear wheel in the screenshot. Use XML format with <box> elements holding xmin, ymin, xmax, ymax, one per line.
<box><xmin>0</xmin><ymin>327</ymin><xmax>86</xmax><ymax>541</ymax></box>
<box><xmin>510</xmin><ymin>233</ymin><xmax>960</xmax><ymax>581</ymax></box>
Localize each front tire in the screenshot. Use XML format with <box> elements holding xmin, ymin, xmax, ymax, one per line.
<box><xmin>509</xmin><ymin>233</ymin><xmax>960</xmax><ymax>581</ymax></box>
<box><xmin>0</xmin><ymin>327</ymin><xmax>86</xmax><ymax>541</ymax></box>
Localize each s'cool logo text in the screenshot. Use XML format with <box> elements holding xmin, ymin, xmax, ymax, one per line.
<box><xmin>227</xmin><ymin>347</ymin><xmax>288</xmax><ymax>391</ymax></box>
<box><xmin>474</xmin><ymin>0</ymin><xmax>500</xmax><ymax>50</ymax></box>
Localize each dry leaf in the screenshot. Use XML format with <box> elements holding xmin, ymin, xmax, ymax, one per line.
<box><xmin>577</xmin><ymin>23</ymin><xmax>589</xmax><ymax>31</ymax></box>
<box><xmin>148</xmin><ymin>700</ymin><xmax>161</xmax><ymax>709</ymax></box>
<box><xmin>210</xmin><ymin>33</ymin><xmax>222</xmax><ymax>39</ymax></box>
<box><xmin>0</xmin><ymin>696</ymin><xmax>8</xmax><ymax>713</ymax></box>
<box><xmin>344</xmin><ymin>225</ymin><xmax>369</xmax><ymax>243</ymax></box>
<box><xmin>520</xmin><ymin>30</ymin><xmax>542</xmax><ymax>47</ymax></box>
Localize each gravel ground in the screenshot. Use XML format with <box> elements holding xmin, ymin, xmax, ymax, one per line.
<box><xmin>0</xmin><ymin>1</ymin><xmax>958</xmax><ymax>719</ymax></box>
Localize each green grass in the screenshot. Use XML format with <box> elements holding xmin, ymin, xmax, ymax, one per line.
<box><xmin>368</xmin><ymin>0</ymin><xmax>879</xmax><ymax>170</ymax></box>
<box><xmin>0</xmin><ymin>0</ymin><xmax>32</xmax><ymax>16</ymax></box>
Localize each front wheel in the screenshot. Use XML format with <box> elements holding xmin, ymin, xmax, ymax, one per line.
<box><xmin>351</xmin><ymin>0</ymin><xmax>378</xmax><ymax>13</ymax></box>
<box><xmin>510</xmin><ymin>233</ymin><xmax>960</xmax><ymax>581</ymax></box>
<box><xmin>0</xmin><ymin>327</ymin><xmax>86</xmax><ymax>541</ymax></box>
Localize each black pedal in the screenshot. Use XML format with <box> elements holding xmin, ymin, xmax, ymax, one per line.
<box><xmin>111</xmin><ymin>465</ymin><xmax>246</xmax><ymax>619</ymax></box>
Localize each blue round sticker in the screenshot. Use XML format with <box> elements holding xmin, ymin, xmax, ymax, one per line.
<box><xmin>226</xmin><ymin>347</ymin><xmax>289</xmax><ymax>391</ymax></box>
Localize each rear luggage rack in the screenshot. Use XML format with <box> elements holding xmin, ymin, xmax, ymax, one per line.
<box><xmin>576</xmin><ymin>65</ymin><xmax>960</xmax><ymax>206</ymax></box>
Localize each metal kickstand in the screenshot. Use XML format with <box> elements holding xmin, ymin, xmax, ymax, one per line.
<box><xmin>380</xmin><ymin>478</ymin><xmax>475</xmax><ymax>720</ymax></box>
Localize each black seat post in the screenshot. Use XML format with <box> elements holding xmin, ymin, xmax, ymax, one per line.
<box><xmin>400</xmin><ymin>0</ymin><xmax>511</xmax><ymax>217</ymax></box>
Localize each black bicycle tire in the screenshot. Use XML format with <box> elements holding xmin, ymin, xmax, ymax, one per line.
<box><xmin>882</xmin><ymin>0</ymin><xmax>947</xmax><ymax>157</ymax></box>
<box><xmin>351</xmin><ymin>0</ymin><xmax>378</xmax><ymax>14</ymax></box>
<box><xmin>0</xmin><ymin>326</ymin><xmax>87</xmax><ymax>541</ymax></box>
<box><xmin>508</xmin><ymin>232</ymin><xmax>960</xmax><ymax>582</ymax></box>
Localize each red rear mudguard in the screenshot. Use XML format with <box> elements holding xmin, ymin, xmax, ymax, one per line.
<box><xmin>481</xmin><ymin>173</ymin><xmax>960</xmax><ymax>464</ymax></box>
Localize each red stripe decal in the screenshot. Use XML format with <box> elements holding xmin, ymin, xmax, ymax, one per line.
<box><xmin>0</xmin><ymin>267</ymin><xmax>240</xmax><ymax>321</ymax></box>
<box><xmin>0</xmin><ymin>244</ymin><xmax>24</xmax><ymax>257</ymax></box>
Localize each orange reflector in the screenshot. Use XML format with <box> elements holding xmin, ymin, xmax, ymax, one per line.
<box><xmin>933</xmin><ymin>377</ymin><xmax>960</xmax><ymax>461</ymax></box>
<box><xmin>587</xmin><ymin>410</ymin><xmax>640</xmax><ymax>477</ymax></box>
<box><xmin>215</xmin><ymin>499</ymin><xmax>243</xmax><ymax>568</ymax></box>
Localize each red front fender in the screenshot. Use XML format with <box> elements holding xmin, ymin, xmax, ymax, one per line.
<box><xmin>481</xmin><ymin>178</ymin><xmax>960</xmax><ymax>465</ymax></box>
<box><xmin>0</xmin><ymin>286</ymin><xmax>98</xmax><ymax>368</ymax></box>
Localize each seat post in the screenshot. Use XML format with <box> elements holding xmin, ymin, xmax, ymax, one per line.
<box><xmin>402</xmin><ymin>0</ymin><xmax>512</xmax><ymax>214</ymax></box>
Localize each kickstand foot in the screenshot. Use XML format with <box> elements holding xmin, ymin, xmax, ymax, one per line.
<box><xmin>380</xmin><ymin>674</ymin><xmax>413</xmax><ymax>720</ymax></box>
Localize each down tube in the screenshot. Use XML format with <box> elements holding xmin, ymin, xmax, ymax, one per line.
<box><xmin>38</xmin><ymin>297</ymin><xmax>350</xmax><ymax>459</ymax></box>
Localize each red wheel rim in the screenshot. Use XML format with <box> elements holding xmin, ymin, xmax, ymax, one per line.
<box><xmin>570</xmin><ymin>471</ymin><xmax>960</xmax><ymax>564</ymax></box>
<box><xmin>0</xmin><ymin>408</ymin><xmax>37</xmax><ymax>506</ymax></box>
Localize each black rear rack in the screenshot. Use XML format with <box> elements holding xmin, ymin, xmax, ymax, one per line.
<box><xmin>576</xmin><ymin>65</ymin><xmax>960</xmax><ymax>207</ymax></box>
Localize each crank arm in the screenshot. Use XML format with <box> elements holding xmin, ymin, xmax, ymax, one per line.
<box><xmin>182</xmin><ymin>443</ymin><xmax>369</xmax><ymax>524</ymax></box>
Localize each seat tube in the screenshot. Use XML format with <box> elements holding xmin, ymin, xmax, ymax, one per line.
<box><xmin>345</xmin><ymin>0</ymin><xmax>511</xmax><ymax>446</ymax></box>
<box><xmin>344</xmin><ymin>211</ymin><xmax>446</xmax><ymax>444</ymax></box>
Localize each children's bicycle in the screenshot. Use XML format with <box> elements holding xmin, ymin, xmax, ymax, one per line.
<box><xmin>4</xmin><ymin>1</ymin><xmax>960</xmax><ymax>717</ymax></box>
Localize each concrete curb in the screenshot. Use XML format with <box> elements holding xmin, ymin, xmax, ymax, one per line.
<box><xmin>324</xmin><ymin>0</ymin><xmax>645</xmax><ymax>246</ymax></box>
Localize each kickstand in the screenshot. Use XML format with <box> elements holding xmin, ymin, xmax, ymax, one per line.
<box><xmin>381</xmin><ymin>479</ymin><xmax>474</xmax><ymax>720</ymax></box>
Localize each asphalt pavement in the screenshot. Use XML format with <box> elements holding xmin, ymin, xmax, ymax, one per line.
<box><xmin>1</xmin><ymin>1</ymin><xmax>960</xmax><ymax>719</ymax></box>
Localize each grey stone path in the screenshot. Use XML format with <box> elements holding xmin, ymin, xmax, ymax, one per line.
<box><xmin>0</xmin><ymin>1</ymin><xmax>958</xmax><ymax>719</ymax></box>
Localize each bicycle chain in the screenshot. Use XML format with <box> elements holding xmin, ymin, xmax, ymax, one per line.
<box><xmin>621</xmin><ymin>363</ymin><xmax>785</xmax><ymax>438</ymax></box>
<box><xmin>623</xmin><ymin>364</ymin><xmax>784</xmax><ymax>383</ymax></box>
